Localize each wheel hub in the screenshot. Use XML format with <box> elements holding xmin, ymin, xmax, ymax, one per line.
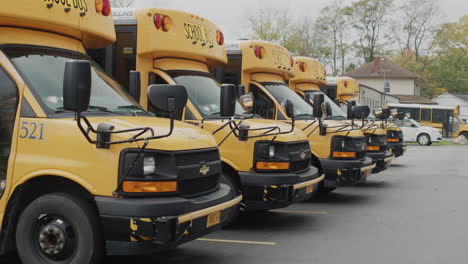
<box><xmin>36</xmin><ymin>216</ymin><xmax>76</xmax><ymax>260</ymax></box>
<box><xmin>38</xmin><ymin>222</ymin><xmax>66</xmax><ymax>255</ymax></box>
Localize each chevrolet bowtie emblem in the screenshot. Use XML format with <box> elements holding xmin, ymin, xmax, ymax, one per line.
<box><xmin>200</xmin><ymin>164</ymin><xmax>210</xmax><ymax>176</ymax></box>
<box><xmin>300</xmin><ymin>152</ymin><xmax>306</xmax><ymax>159</ymax></box>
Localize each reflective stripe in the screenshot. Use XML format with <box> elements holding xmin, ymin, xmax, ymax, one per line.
<box><xmin>293</xmin><ymin>174</ymin><xmax>325</xmax><ymax>190</ymax></box>
<box><xmin>178</xmin><ymin>195</ymin><xmax>242</xmax><ymax>224</ymax></box>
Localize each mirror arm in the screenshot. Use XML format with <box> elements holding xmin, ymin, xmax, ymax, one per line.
<box><xmin>76</xmin><ymin>112</ymin><xmax>97</xmax><ymax>144</ymax></box>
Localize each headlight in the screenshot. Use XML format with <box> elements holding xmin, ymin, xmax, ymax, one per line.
<box><xmin>365</xmin><ymin>133</ymin><xmax>387</xmax><ymax>148</ymax></box>
<box><xmin>120</xmin><ymin>150</ymin><xmax>177</xmax><ymax>194</ymax></box>
<box><xmin>269</xmin><ymin>145</ymin><xmax>275</xmax><ymax>158</ymax></box>
<box><xmin>387</xmin><ymin>130</ymin><xmax>402</xmax><ymax>143</ymax></box>
<box><xmin>143</xmin><ymin>156</ymin><xmax>156</xmax><ymax>176</ymax></box>
<box><xmin>256</xmin><ymin>142</ymin><xmax>277</xmax><ymax>160</ymax></box>
<box><xmin>331</xmin><ymin>136</ymin><xmax>365</xmax><ymax>159</ymax></box>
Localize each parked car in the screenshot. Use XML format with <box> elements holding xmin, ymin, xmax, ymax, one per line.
<box><xmin>395</xmin><ymin>118</ymin><xmax>442</xmax><ymax>145</ymax></box>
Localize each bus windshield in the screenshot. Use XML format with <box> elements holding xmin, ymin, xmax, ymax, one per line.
<box><xmin>4</xmin><ymin>47</ymin><xmax>147</xmax><ymax>116</ymax></box>
<box><xmin>304</xmin><ymin>91</ymin><xmax>347</xmax><ymax>120</ymax></box>
<box><xmin>170</xmin><ymin>72</ymin><xmax>245</xmax><ymax>117</ymax></box>
<box><xmin>262</xmin><ymin>82</ymin><xmax>314</xmax><ymax>119</ymax></box>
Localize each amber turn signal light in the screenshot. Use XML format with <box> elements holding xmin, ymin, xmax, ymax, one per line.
<box><xmin>332</xmin><ymin>151</ymin><xmax>356</xmax><ymax>158</ymax></box>
<box><xmin>366</xmin><ymin>146</ymin><xmax>380</xmax><ymax>151</ymax></box>
<box><xmin>122</xmin><ymin>181</ymin><xmax>177</xmax><ymax>193</ymax></box>
<box><xmin>256</xmin><ymin>162</ymin><xmax>290</xmax><ymax>170</ymax></box>
<box><xmin>387</xmin><ymin>138</ymin><xmax>400</xmax><ymax>143</ymax></box>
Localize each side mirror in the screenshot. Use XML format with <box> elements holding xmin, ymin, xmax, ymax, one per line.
<box><xmin>351</xmin><ymin>105</ymin><xmax>370</xmax><ymax>119</ymax></box>
<box><xmin>313</xmin><ymin>94</ymin><xmax>324</xmax><ymax>118</ymax></box>
<box><xmin>304</xmin><ymin>93</ymin><xmax>312</xmax><ymax>105</ymax></box>
<box><xmin>129</xmin><ymin>71</ymin><xmax>141</xmax><ymax>102</ymax></box>
<box><xmin>147</xmin><ymin>84</ymin><xmax>188</xmax><ymax>113</ymax></box>
<box><xmin>373</xmin><ymin>107</ymin><xmax>384</xmax><ymax>119</ymax></box>
<box><xmin>236</xmin><ymin>85</ymin><xmax>245</xmax><ymax>98</ymax></box>
<box><xmin>347</xmin><ymin>100</ymin><xmax>357</xmax><ymax>119</ymax></box>
<box><xmin>321</xmin><ymin>102</ymin><xmax>332</xmax><ymax>118</ymax></box>
<box><xmin>284</xmin><ymin>100</ymin><xmax>295</xmax><ymax>119</ymax></box>
<box><xmin>333</xmin><ymin>98</ymin><xmax>340</xmax><ymax>106</ymax></box>
<box><xmin>63</xmin><ymin>60</ymin><xmax>91</xmax><ymax>112</ymax></box>
<box><xmin>239</xmin><ymin>93</ymin><xmax>254</xmax><ymax>114</ymax></box>
<box><xmin>220</xmin><ymin>84</ymin><xmax>237</xmax><ymax>117</ymax></box>
<box><xmin>397</xmin><ymin>112</ymin><xmax>405</xmax><ymax>120</ymax></box>
<box><xmin>382</xmin><ymin>108</ymin><xmax>391</xmax><ymax>119</ymax></box>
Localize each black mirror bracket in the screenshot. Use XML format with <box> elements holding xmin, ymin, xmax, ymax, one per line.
<box><xmin>319</xmin><ymin>120</ymin><xmax>327</xmax><ymax>136</ymax></box>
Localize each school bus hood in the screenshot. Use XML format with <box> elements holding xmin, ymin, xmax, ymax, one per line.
<box><xmin>84</xmin><ymin>116</ymin><xmax>218</xmax><ymax>151</ymax></box>
<box><xmin>201</xmin><ymin>118</ymin><xmax>307</xmax><ymax>142</ymax></box>
<box><xmin>295</xmin><ymin>119</ymin><xmax>364</xmax><ymax>138</ymax></box>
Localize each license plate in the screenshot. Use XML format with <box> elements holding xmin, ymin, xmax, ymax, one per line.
<box><xmin>272</xmin><ymin>51</ymin><xmax>289</xmax><ymax>68</ymax></box>
<box><xmin>184</xmin><ymin>22</ymin><xmax>213</xmax><ymax>46</ymax></box>
<box><xmin>306</xmin><ymin>184</ymin><xmax>314</xmax><ymax>194</ymax></box>
<box><xmin>206</xmin><ymin>211</ymin><xmax>221</xmax><ymax>228</ymax></box>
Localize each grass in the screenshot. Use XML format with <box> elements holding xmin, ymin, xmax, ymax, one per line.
<box><xmin>406</xmin><ymin>141</ymin><xmax>463</xmax><ymax>146</ymax></box>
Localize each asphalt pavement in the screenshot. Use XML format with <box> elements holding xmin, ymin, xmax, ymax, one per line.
<box><xmin>2</xmin><ymin>145</ymin><xmax>468</xmax><ymax>264</ymax></box>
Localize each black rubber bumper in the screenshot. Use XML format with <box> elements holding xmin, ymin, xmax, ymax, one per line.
<box><xmin>367</xmin><ymin>150</ymin><xmax>395</xmax><ymax>173</ymax></box>
<box><xmin>387</xmin><ymin>142</ymin><xmax>406</xmax><ymax>158</ymax></box>
<box><xmin>95</xmin><ymin>184</ymin><xmax>240</xmax><ymax>255</ymax></box>
<box><xmin>319</xmin><ymin>156</ymin><xmax>374</xmax><ymax>188</ymax></box>
<box><xmin>238</xmin><ymin>166</ymin><xmax>321</xmax><ymax>211</ymax></box>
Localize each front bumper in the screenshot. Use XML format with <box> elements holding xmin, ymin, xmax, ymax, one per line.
<box><xmin>387</xmin><ymin>142</ymin><xmax>407</xmax><ymax>158</ymax></box>
<box><xmin>95</xmin><ymin>184</ymin><xmax>241</xmax><ymax>255</ymax></box>
<box><xmin>367</xmin><ymin>150</ymin><xmax>395</xmax><ymax>173</ymax></box>
<box><xmin>238</xmin><ymin>166</ymin><xmax>321</xmax><ymax>211</ymax></box>
<box><xmin>319</xmin><ymin>156</ymin><xmax>375</xmax><ymax>188</ymax></box>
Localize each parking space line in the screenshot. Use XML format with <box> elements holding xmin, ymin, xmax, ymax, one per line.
<box><xmin>197</xmin><ymin>238</ymin><xmax>277</xmax><ymax>245</ymax></box>
<box><xmin>272</xmin><ymin>210</ymin><xmax>328</xmax><ymax>215</ymax></box>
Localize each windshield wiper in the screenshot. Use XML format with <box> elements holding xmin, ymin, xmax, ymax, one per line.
<box><xmin>117</xmin><ymin>105</ymin><xmax>143</xmax><ymax>110</ymax></box>
<box><xmin>55</xmin><ymin>105</ymin><xmax>125</xmax><ymax>115</ymax></box>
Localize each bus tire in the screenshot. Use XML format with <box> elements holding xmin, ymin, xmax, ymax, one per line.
<box><xmin>16</xmin><ymin>193</ymin><xmax>104</xmax><ymax>264</ymax></box>
<box><xmin>318</xmin><ymin>181</ymin><xmax>336</xmax><ymax>193</ymax></box>
<box><xmin>417</xmin><ymin>133</ymin><xmax>431</xmax><ymax>146</ymax></box>
<box><xmin>220</xmin><ymin>172</ymin><xmax>241</xmax><ymax>226</ymax></box>
<box><xmin>461</xmin><ymin>132</ymin><xmax>468</xmax><ymax>140</ymax></box>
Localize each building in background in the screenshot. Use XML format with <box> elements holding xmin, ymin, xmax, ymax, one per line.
<box><xmin>345</xmin><ymin>57</ymin><xmax>420</xmax><ymax>96</ymax></box>
<box><xmin>358</xmin><ymin>84</ymin><xmax>400</xmax><ymax>109</ymax></box>
<box><xmin>433</xmin><ymin>93</ymin><xmax>468</xmax><ymax>122</ymax></box>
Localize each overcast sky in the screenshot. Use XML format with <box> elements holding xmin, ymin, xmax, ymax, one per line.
<box><xmin>125</xmin><ymin>0</ymin><xmax>468</xmax><ymax>40</ymax></box>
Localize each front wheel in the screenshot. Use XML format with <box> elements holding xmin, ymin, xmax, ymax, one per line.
<box><xmin>461</xmin><ymin>132</ymin><xmax>468</xmax><ymax>140</ymax></box>
<box><xmin>220</xmin><ymin>173</ymin><xmax>241</xmax><ymax>226</ymax></box>
<box><xmin>417</xmin><ymin>133</ymin><xmax>431</xmax><ymax>146</ymax></box>
<box><xmin>16</xmin><ymin>193</ymin><xmax>104</xmax><ymax>264</ymax></box>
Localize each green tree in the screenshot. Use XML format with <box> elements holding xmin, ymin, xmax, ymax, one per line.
<box><xmin>344</xmin><ymin>0</ymin><xmax>393</xmax><ymax>63</ymax></box>
<box><xmin>428</xmin><ymin>15</ymin><xmax>468</xmax><ymax>94</ymax></box>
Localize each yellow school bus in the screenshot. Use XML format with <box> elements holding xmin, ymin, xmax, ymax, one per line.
<box><xmin>92</xmin><ymin>8</ymin><xmax>322</xmax><ymax>212</ymax></box>
<box><xmin>0</xmin><ymin>1</ymin><xmax>242</xmax><ymax>263</ymax></box>
<box><xmin>324</xmin><ymin>76</ymin><xmax>406</xmax><ymax>158</ymax></box>
<box><xmin>388</xmin><ymin>103</ymin><xmax>468</xmax><ymax>140</ymax></box>
<box><xmin>218</xmin><ymin>41</ymin><xmax>376</xmax><ymax>192</ymax></box>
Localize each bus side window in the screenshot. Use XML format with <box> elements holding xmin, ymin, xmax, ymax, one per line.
<box><xmin>432</xmin><ymin>109</ymin><xmax>443</xmax><ymax>123</ymax></box>
<box><xmin>249</xmin><ymin>84</ymin><xmax>275</xmax><ymax>119</ymax></box>
<box><xmin>421</xmin><ymin>109</ymin><xmax>431</xmax><ymax>121</ymax></box>
<box><xmin>0</xmin><ymin>66</ymin><xmax>19</xmax><ymax>181</ymax></box>
<box><xmin>148</xmin><ymin>73</ymin><xmax>183</xmax><ymax>120</ymax></box>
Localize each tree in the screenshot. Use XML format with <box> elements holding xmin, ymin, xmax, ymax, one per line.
<box><xmin>389</xmin><ymin>0</ymin><xmax>439</xmax><ymax>61</ymax></box>
<box><xmin>428</xmin><ymin>15</ymin><xmax>468</xmax><ymax>94</ymax></box>
<box><xmin>344</xmin><ymin>0</ymin><xmax>393</xmax><ymax>63</ymax></box>
<box><xmin>248</xmin><ymin>8</ymin><xmax>293</xmax><ymax>47</ymax></box>
<box><xmin>315</xmin><ymin>0</ymin><xmax>349</xmax><ymax>75</ymax></box>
